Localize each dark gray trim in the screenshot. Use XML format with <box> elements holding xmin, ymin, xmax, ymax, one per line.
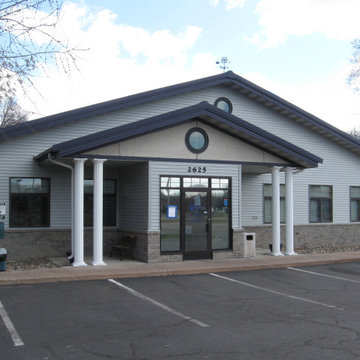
<box><xmin>185</xmin><ymin>127</ymin><xmax>209</xmax><ymax>154</ymax></box>
<box><xmin>67</xmin><ymin>154</ymin><xmax>296</xmax><ymax>167</ymax></box>
<box><xmin>2</xmin><ymin>71</ymin><xmax>360</xmax><ymax>157</ymax></box>
<box><xmin>34</xmin><ymin>102</ymin><xmax>322</xmax><ymax>168</ymax></box>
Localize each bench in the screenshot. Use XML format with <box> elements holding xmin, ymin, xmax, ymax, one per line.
<box><xmin>109</xmin><ymin>235</ymin><xmax>135</xmax><ymax>260</ymax></box>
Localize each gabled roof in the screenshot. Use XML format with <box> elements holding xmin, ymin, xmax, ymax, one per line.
<box><xmin>35</xmin><ymin>102</ymin><xmax>322</xmax><ymax>168</ymax></box>
<box><xmin>2</xmin><ymin>70</ymin><xmax>360</xmax><ymax>156</ymax></box>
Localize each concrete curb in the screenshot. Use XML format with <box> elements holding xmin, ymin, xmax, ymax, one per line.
<box><xmin>1</xmin><ymin>252</ymin><xmax>360</xmax><ymax>285</ymax></box>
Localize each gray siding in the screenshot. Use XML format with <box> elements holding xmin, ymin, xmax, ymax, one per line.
<box><xmin>1</xmin><ymin>83</ymin><xmax>360</xmax><ymax>232</ymax></box>
<box><xmin>118</xmin><ymin>163</ymin><xmax>148</xmax><ymax>231</ymax></box>
<box><xmin>148</xmin><ymin>161</ymin><xmax>241</xmax><ymax>230</ymax></box>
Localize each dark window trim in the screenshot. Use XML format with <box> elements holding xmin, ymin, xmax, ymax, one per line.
<box><xmin>84</xmin><ymin>178</ymin><xmax>117</xmax><ymax>227</ymax></box>
<box><xmin>350</xmin><ymin>186</ymin><xmax>360</xmax><ymax>222</ymax></box>
<box><xmin>9</xmin><ymin>177</ymin><xmax>50</xmax><ymax>228</ymax></box>
<box><xmin>185</xmin><ymin>127</ymin><xmax>209</xmax><ymax>154</ymax></box>
<box><xmin>309</xmin><ymin>185</ymin><xmax>333</xmax><ymax>223</ymax></box>
<box><xmin>214</xmin><ymin>97</ymin><xmax>233</xmax><ymax>114</ymax></box>
<box><xmin>263</xmin><ymin>183</ymin><xmax>285</xmax><ymax>224</ymax></box>
<box><xmin>160</xmin><ymin>175</ymin><xmax>232</xmax><ymax>254</ymax></box>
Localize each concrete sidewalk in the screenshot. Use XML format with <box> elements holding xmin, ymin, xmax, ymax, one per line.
<box><xmin>1</xmin><ymin>251</ymin><xmax>360</xmax><ymax>285</ymax></box>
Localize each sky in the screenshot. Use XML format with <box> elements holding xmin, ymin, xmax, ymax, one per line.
<box><xmin>18</xmin><ymin>0</ymin><xmax>360</xmax><ymax>132</ymax></box>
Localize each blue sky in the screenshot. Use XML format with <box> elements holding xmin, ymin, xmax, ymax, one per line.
<box><xmin>19</xmin><ymin>0</ymin><xmax>360</xmax><ymax>131</ymax></box>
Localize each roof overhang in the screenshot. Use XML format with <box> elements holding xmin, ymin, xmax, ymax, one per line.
<box><xmin>35</xmin><ymin>102</ymin><xmax>322</xmax><ymax>169</ymax></box>
<box><xmin>2</xmin><ymin>71</ymin><xmax>360</xmax><ymax>159</ymax></box>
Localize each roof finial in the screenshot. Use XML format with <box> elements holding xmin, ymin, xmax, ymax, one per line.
<box><xmin>216</xmin><ymin>57</ymin><xmax>231</xmax><ymax>73</ymax></box>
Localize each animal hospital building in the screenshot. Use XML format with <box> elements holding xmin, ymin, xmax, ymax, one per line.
<box><xmin>0</xmin><ymin>71</ymin><xmax>360</xmax><ymax>265</ymax></box>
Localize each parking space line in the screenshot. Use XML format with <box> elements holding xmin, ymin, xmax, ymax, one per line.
<box><xmin>108</xmin><ymin>279</ymin><xmax>209</xmax><ymax>328</ymax></box>
<box><xmin>0</xmin><ymin>301</ymin><xmax>24</xmax><ymax>347</ymax></box>
<box><xmin>209</xmin><ymin>273</ymin><xmax>343</xmax><ymax>311</ymax></box>
<box><xmin>287</xmin><ymin>267</ymin><xmax>360</xmax><ymax>283</ymax></box>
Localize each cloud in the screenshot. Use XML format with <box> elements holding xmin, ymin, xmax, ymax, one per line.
<box><xmin>18</xmin><ymin>2</ymin><xmax>216</xmax><ymax>118</ymax></box>
<box><xmin>210</xmin><ymin>0</ymin><xmax>247</xmax><ymax>10</ymax></box>
<box><xmin>247</xmin><ymin>0</ymin><xmax>360</xmax><ymax>49</ymax></box>
<box><xmin>244</xmin><ymin>66</ymin><xmax>360</xmax><ymax>132</ymax></box>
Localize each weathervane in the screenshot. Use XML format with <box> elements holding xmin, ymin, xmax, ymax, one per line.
<box><xmin>216</xmin><ymin>57</ymin><xmax>231</xmax><ymax>72</ymax></box>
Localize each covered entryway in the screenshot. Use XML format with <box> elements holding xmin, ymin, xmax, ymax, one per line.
<box><xmin>35</xmin><ymin>101</ymin><xmax>322</xmax><ymax>265</ymax></box>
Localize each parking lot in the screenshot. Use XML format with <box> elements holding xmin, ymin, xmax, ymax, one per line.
<box><xmin>1</xmin><ymin>262</ymin><xmax>360</xmax><ymax>359</ymax></box>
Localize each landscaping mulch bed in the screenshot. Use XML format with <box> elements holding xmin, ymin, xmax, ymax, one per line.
<box><xmin>6</xmin><ymin>257</ymin><xmax>60</xmax><ymax>271</ymax></box>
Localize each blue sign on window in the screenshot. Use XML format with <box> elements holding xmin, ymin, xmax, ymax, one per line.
<box><xmin>167</xmin><ymin>205</ymin><xmax>178</xmax><ymax>219</ymax></box>
<box><xmin>224</xmin><ymin>199</ymin><xmax>229</xmax><ymax>207</ymax></box>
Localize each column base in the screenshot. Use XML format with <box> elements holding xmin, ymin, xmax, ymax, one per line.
<box><xmin>285</xmin><ymin>251</ymin><xmax>298</xmax><ymax>256</ymax></box>
<box><xmin>270</xmin><ymin>252</ymin><xmax>284</xmax><ymax>256</ymax></box>
<box><xmin>92</xmin><ymin>260</ymin><xmax>107</xmax><ymax>266</ymax></box>
<box><xmin>72</xmin><ymin>261</ymin><xmax>88</xmax><ymax>267</ymax></box>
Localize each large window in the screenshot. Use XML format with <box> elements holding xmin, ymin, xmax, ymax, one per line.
<box><xmin>263</xmin><ymin>184</ymin><xmax>285</xmax><ymax>224</ymax></box>
<box><xmin>160</xmin><ymin>177</ymin><xmax>181</xmax><ymax>252</ymax></box>
<box><xmin>350</xmin><ymin>186</ymin><xmax>360</xmax><ymax>222</ymax></box>
<box><xmin>309</xmin><ymin>185</ymin><xmax>332</xmax><ymax>223</ymax></box>
<box><xmin>84</xmin><ymin>179</ymin><xmax>116</xmax><ymax>226</ymax></box>
<box><xmin>211</xmin><ymin>178</ymin><xmax>230</xmax><ymax>250</ymax></box>
<box><xmin>10</xmin><ymin>178</ymin><xmax>50</xmax><ymax>227</ymax></box>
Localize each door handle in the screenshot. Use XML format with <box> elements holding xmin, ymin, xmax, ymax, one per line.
<box><xmin>206</xmin><ymin>223</ymin><xmax>209</xmax><ymax>233</ymax></box>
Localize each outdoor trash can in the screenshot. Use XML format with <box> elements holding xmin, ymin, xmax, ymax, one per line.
<box><xmin>0</xmin><ymin>248</ymin><xmax>7</xmax><ymax>271</ymax></box>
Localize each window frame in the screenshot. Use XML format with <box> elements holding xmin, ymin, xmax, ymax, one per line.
<box><xmin>9</xmin><ymin>177</ymin><xmax>50</xmax><ymax>228</ymax></box>
<box><xmin>309</xmin><ymin>185</ymin><xmax>333</xmax><ymax>223</ymax></box>
<box><xmin>160</xmin><ymin>176</ymin><xmax>232</xmax><ymax>254</ymax></box>
<box><xmin>263</xmin><ymin>184</ymin><xmax>286</xmax><ymax>224</ymax></box>
<box><xmin>185</xmin><ymin>127</ymin><xmax>209</xmax><ymax>154</ymax></box>
<box><xmin>214</xmin><ymin>97</ymin><xmax>233</xmax><ymax>114</ymax></box>
<box><xmin>84</xmin><ymin>178</ymin><xmax>117</xmax><ymax>227</ymax></box>
<box><xmin>350</xmin><ymin>186</ymin><xmax>360</xmax><ymax>222</ymax></box>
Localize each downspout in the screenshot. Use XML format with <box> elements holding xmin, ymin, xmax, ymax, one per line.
<box><xmin>47</xmin><ymin>153</ymin><xmax>74</xmax><ymax>260</ymax></box>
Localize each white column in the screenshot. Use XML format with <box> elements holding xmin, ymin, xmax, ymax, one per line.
<box><xmin>285</xmin><ymin>167</ymin><xmax>297</xmax><ymax>255</ymax></box>
<box><xmin>71</xmin><ymin>169</ymin><xmax>75</xmax><ymax>256</ymax></box>
<box><xmin>73</xmin><ymin>158</ymin><xmax>87</xmax><ymax>267</ymax></box>
<box><xmin>271</xmin><ymin>166</ymin><xmax>283</xmax><ymax>256</ymax></box>
<box><xmin>92</xmin><ymin>159</ymin><xmax>107</xmax><ymax>266</ymax></box>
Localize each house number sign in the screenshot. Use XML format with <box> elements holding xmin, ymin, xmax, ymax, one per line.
<box><xmin>187</xmin><ymin>166</ymin><xmax>207</xmax><ymax>174</ymax></box>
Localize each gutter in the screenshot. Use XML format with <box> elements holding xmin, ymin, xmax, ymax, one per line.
<box><xmin>47</xmin><ymin>153</ymin><xmax>74</xmax><ymax>261</ymax></box>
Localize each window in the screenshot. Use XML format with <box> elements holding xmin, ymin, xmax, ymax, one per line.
<box><xmin>211</xmin><ymin>178</ymin><xmax>230</xmax><ymax>249</ymax></box>
<box><xmin>263</xmin><ymin>184</ymin><xmax>285</xmax><ymax>224</ymax></box>
<box><xmin>309</xmin><ymin>185</ymin><xmax>332</xmax><ymax>223</ymax></box>
<box><xmin>160</xmin><ymin>177</ymin><xmax>181</xmax><ymax>252</ymax></box>
<box><xmin>10</xmin><ymin>178</ymin><xmax>50</xmax><ymax>227</ymax></box>
<box><xmin>214</xmin><ymin>97</ymin><xmax>233</xmax><ymax>113</ymax></box>
<box><xmin>350</xmin><ymin>186</ymin><xmax>360</xmax><ymax>222</ymax></box>
<box><xmin>185</xmin><ymin>128</ymin><xmax>209</xmax><ymax>154</ymax></box>
<box><xmin>84</xmin><ymin>179</ymin><xmax>116</xmax><ymax>226</ymax></box>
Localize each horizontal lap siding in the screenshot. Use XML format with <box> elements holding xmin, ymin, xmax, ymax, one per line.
<box><xmin>0</xmin><ymin>88</ymin><xmax>218</xmax><ymax>229</ymax></box>
<box><xmin>1</xmin><ymin>84</ymin><xmax>360</xmax><ymax>230</ymax></box>
<box><xmin>148</xmin><ymin>161</ymin><xmax>240</xmax><ymax>231</ymax></box>
<box><xmin>118</xmin><ymin>163</ymin><xmax>148</xmax><ymax>231</ymax></box>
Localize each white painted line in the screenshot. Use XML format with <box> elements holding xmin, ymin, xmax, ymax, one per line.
<box><xmin>0</xmin><ymin>301</ymin><xmax>24</xmax><ymax>347</ymax></box>
<box><xmin>287</xmin><ymin>267</ymin><xmax>360</xmax><ymax>284</ymax></box>
<box><xmin>108</xmin><ymin>279</ymin><xmax>209</xmax><ymax>328</ymax></box>
<box><xmin>209</xmin><ymin>273</ymin><xmax>343</xmax><ymax>311</ymax></box>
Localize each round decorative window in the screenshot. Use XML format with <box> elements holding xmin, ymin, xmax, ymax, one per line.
<box><xmin>214</xmin><ymin>97</ymin><xmax>233</xmax><ymax>113</ymax></box>
<box><xmin>185</xmin><ymin>127</ymin><xmax>209</xmax><ymax>154</ymax></box>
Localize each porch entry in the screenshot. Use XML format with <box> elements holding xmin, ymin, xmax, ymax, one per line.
<box><xmin>160</xmin><ymin>177</ymin><xmax>231</xmax><ymax>260</ymax></box>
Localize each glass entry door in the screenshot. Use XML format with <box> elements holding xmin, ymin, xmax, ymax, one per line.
<box><xmin>183</xmin><ymin>191</ymin><xmax>211</xmax><ymax>259</ymax></box>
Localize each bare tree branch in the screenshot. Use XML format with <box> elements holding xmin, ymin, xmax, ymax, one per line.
<box><xmin>347</xmin><ymin>38</ymin><xmax>360</xmax><ymax>92</ymax></box>
<box><xmin>0</xmin><ymin>96</ymin><xmax>28</xmax><ymax>127</ymax></box>
<box><xmin>0</xmin><ymin>0</ymin><xmax>82</xmax><ymax>101</ymax></box>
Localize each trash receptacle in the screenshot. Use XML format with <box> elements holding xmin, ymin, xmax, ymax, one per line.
<box><xmin>0</xmin><ymin>248</ymin><xmax>7</xmax><ymax>271</ymax></box>
<box><xmin>243</xmin><ymin>233</ymin><xmax>256</xmax><ymax>257</ymax></box>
